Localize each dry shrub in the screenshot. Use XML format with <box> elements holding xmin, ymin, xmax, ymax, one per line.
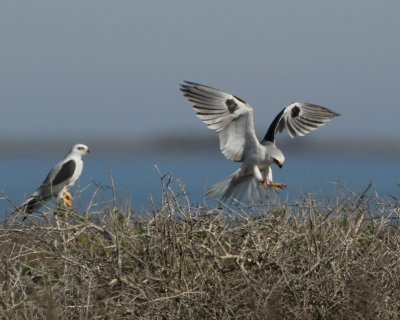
<box><xmin>0</xmin><ymin>182</ymin><xmax>399</xmax><ymax>319</ymax></box>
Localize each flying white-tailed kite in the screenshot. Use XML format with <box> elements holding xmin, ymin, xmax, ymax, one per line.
<box><xmin>16</xmin><ymin>144</ymin><xmax>90</xmax><ymax>214</ymax></box>
<box><xmin>180</xmin><ymin>81</ymin><xmax>340</xmax><ymax>202</ymax></box>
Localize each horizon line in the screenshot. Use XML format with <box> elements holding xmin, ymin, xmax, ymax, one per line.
<box><xmin>0</xmin><ymin>135</ymin><xmax>399</xmax><ymax>158</ymax></box>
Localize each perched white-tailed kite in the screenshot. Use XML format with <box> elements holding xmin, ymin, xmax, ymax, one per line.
<box><xmin>16</xmin><ymin>144</ymin><xmax>90</xmax><ymax>214</ymax></box>
<box><xmin>180</xmin><ymin>81</ymin><xmax>340</xmax><ymax>202</ymax></box>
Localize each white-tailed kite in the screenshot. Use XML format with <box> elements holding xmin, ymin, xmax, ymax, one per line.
<box><xmin>16</xmin><ymin>144</ymin><xmax>90</xmax><ymax>214</ymax></box>
<box><xmin>180</xmin><ymin>81</ymin><xmax>340</xmax><ymax>202</ymax></box>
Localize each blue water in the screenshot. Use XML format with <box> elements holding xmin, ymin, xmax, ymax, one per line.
<box><xmin>1</xmin><ymin>151</ymin><xmax>399</xmax><ymax>215</ymax></box>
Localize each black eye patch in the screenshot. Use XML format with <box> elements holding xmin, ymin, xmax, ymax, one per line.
<box><xmin>78</xmin><ymin>146</ymin><xmax>84</xmax><ymax>150</ymax></box>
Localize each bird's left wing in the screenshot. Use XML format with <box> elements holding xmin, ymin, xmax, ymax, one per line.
<box><xmin>17</xmin><ymin>159</ymin><xmax>76</xmax><ymax>214</ymax></box>
<box><xmin>180</xmin><ymin>81</ymin><xmax>260</xmax><ymax>162</ymax></box>
<box><xmin>262</xmin><ymin>102</ymin><xmax>340</xmax><ymax>143</ymax></box>
<box><xmin>51</xmin><ymin>159</ymin><xmax>76</xmax><ymax>186</ymax></box>
<box><xmin>40</xmin><ymin>159</ymin><xmax>76</xmax><ymax>193</ymax></box>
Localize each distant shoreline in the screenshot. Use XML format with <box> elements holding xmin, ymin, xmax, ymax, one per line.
<box><xmin>0</xmin><ymin>134</ymin><xmax>399</xmax><ymax>157</ymax></box>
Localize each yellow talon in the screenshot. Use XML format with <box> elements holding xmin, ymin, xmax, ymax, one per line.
<box><xmin>259</xmin><ymin>180</ymin><xmax>286</xmax><ymax>192</ymax></box>
<box><xmin>64</xmin><ymin>191</ymin><xmax>72</xmax><ymax>201</ymax></box>
<box><xmin>270</xmin><ymin>182</ymin><xmax>286</xmax><ymax>192</ymax></box>
<box><xmin>63</xmin><ymin>191</ymin><xmax>73</xmax><ymax>207</ymax></box>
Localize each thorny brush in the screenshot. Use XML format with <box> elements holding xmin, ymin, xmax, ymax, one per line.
<box><xmin>0</xmin><ymin>178</ymin><xmax>399</xmax><ymax>320</ymax></box>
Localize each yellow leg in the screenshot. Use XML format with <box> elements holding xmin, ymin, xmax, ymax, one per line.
<box><xmin>269</xmin><ymin>182</ymin><xmax>286</xmax><ymax>192</ymax></box>
<box><xmin>63</xmin><ymin>191</ymin><xmax>73</xmax><ymax>207</ymax></box>
<box><xmin>259</xmin><ymin>179</ymin><xmax>286</xmax><ymax>192</ymax></box>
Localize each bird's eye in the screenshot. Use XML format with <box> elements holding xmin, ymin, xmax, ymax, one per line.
<box><xmin>78</xmin><ymin>146</ymin><xmax>84</xmax><ymax>150</ymax></box>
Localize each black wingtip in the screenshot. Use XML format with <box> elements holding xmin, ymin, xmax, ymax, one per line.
<box><xmin>180</xmin><ymin>80</ymin><xmax>196</xmax><ymax>88</ymax></box>
<box><xmin>182</xmin><ymin>80</ymin><xmax>199</xmax><ymax>86</ymax></box>
<box><xmin>179</xmin><ymin>81</ymin><xmax>194</xmax><ymax>93</ymax></box>
<box><xmin>180</xmin><ymin>80</ymin><xmax>219</xmax><ymax>92</ymax></box>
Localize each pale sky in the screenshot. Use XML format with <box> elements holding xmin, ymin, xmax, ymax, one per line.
<box><xmin>1</xmin><ymin>1</ymin><xmax>400</xmax><ymax>146</ymax></box>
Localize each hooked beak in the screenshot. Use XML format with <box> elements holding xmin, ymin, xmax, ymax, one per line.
<box><xmin>273</xmin><ymin>159</ymin><xmax>283</xmax><ymax>168</ymax></box>
<box><xmin>87</xmin><ymin>148</ymin><xmax>91</xmax><ymax>154</ymax></box>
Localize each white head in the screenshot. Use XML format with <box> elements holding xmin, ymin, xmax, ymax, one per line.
<box><xmin>69</xmin><ymin>144</ymin><xmax>90</xmax><ymax>157</ymax></box>
<box><xmin>270</xmin><ymin>148</ymin><xmax>285</xmax><ymax>168</ymax></box>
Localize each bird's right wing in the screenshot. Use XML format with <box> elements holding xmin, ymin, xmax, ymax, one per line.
<box><xmin>180</xmin><ymin>81</ymin><xmax>260</xmax><ymax>162</ymax></box>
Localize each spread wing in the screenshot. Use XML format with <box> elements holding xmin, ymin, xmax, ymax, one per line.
<box><xmin>262</xmin><ymin>102</ymin><xmax>340</xmax><ymax>143</ymax></box>
<box><xmin>180</xmin><ymin>81</ymin><xmax>260</xmax><ymax>162</ymax></box>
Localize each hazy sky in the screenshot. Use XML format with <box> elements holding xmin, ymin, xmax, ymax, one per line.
<box><xmin>1</xmin><ymin>1</ymin><xmax>400</xmax><ymax>145</ymax></box>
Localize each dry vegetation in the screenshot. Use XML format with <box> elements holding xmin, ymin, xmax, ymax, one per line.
<box><xmin>0</xmin><ymin>180</ymin><xmax>399</xmax><ymax>320</ymax></box>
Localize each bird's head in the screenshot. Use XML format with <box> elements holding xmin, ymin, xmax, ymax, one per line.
<box><xmin>70</xmin><ymin>144</ymin><xmax>90</xmax><ymax>156</ymax></box>
<box><xmin>271</xmin><ymin>149</ymin><xmax>285</xmax><ymax>168</ymax></box>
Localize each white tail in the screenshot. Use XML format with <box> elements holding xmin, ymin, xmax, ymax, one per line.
<box><xmin>206</xmin><ymin>169</ymin><xmax>261</xmax><ymax>203</ymax></box>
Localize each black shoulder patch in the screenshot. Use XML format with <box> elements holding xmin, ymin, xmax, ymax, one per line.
<box><xmin>226</xmin><ymin>99</ymin><xmax>239</xmax><ymax>113</ymax></box>
<box><xmin>52</xmin><ymin>160</ymin><xmax>76</xmax><ymax>186</ymax></box>
<box><xmin>261</xmin><ymin>108</ymin><xmax>285</xmax><ymax>143</ymax></box>
<box><xmin>291</xmin><ymin>105</ymin><xmax>301</xmax><ymax>118</ymax></box>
